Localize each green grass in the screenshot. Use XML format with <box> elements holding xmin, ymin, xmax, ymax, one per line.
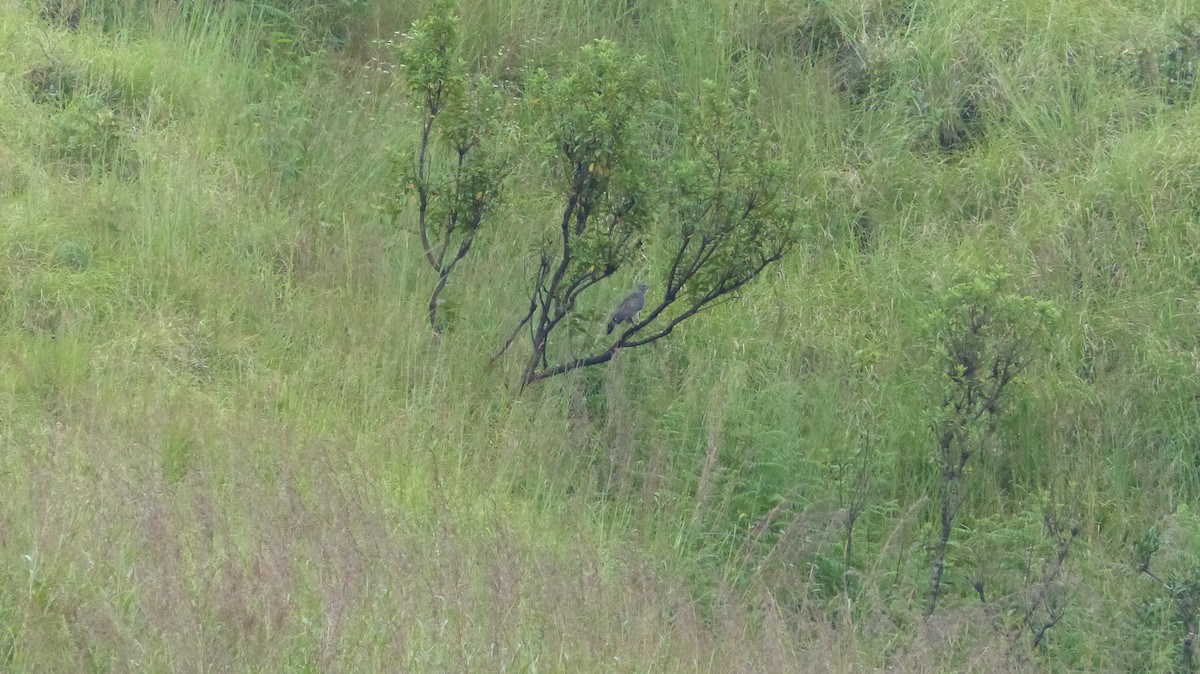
<box><xmin>3</xmin><ymin>0</ymin><xmax>1200</xmax><ymax>671</ymax></box>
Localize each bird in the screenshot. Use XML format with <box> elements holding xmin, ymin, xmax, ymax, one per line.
<box><xmin>607</xmin><ymin>283</ymin><xmax>649</xmax><ymax>334</ymax></box>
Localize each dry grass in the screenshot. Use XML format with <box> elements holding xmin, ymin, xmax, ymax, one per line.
<box><xmin>2</xmin><ymin>365</ymin><xmax>1040</xmax><ymax>672</ymax></box>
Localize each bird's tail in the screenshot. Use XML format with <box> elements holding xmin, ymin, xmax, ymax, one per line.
<box><xmin>606</xmin><ymin>322</ymin><xmax>615</xmax><ymax>335</ymax></box>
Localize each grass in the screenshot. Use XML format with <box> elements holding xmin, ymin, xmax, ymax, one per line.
<box><xmin>3</xmin><ymin>0</ymin><xmax>1200</xmax><ymax>671</ymax></box>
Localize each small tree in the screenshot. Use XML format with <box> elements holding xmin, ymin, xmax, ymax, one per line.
<box><xmin>493</xmin><ymin>52</ymin><xmax>804</xmax><ymax>387</ymax></box>
<box><xmin>391</xmin><ymin>0</ymin><xmax>509</xmax><ymax>333</ymax></box>
<box><xmin>923</xmin><ymin>267</ymin><xmax>1056</xmax><ymax>616</ymax></box>
<box><xmin>1134</xmin><ymin>506</ymin><xmax>1200</xmax><ymax>671</ymax></box>
<box><xmin>491</xmin><ymin>40</ymin><xmax>657</xmax><ymax>385</ymax></box>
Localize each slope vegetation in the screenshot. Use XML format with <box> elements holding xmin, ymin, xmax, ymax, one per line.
<box><xmin>3</xmin><ymin>0</ymin><xmax>1200</xmax><ymax>671</ymax></box>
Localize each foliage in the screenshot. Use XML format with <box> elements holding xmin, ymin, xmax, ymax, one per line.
<box><xmin>390</xmin><ymin>0</ymin><xmax>511</xmax><ymax>333</ymax></box>
<box><xmin>495</xmin><ymin>55</ymin><xmax>803</xmax><ymax>387</ymax></box>
<box><xmin>923</xmin><ymin>266</ymin><xmax>1058</xmax><ymax>616</ymax></box>
<box><xmin>34</xmin><ymin>0</ymin><xmax>370</xmax><ymax>67</ymax></box>
<box><xmin>24</xmin><ymin>59</ymin><xmax>78</xmax><ymax>107</ymax></box>
<box><xmin>492</xmin><ymin>38</ymin><xmax>658</xmax><ymax>383</ymax></box>
<box><xmin>1161</xmin><ymin>17</ymin><xmax>1200</xmax><ymax>105</ymax></box>
<box><xmin>248</xmin><ymin>0</ymin><xmax>369</xmax><ymax>59</ymax></box>
<box><xmin>655</xmin><ymin>82</ymin><xmax>802</xmax><ymax>320</ymax></box>
<box><xmin>6</xmin><ymin>0</ymin><xmax>1200</xmax><ymax>671</ymax></box>
<box><xmin>1135</xmin><ymin>506</ymin><xmax>1200</xmax><ymax>671</ymax></box>
<box><xmin>24</xmin><ymin>46</ymin><xmax>143</xmax><ymax>178</ymax></box>
<box><xmin>44</xmin><ymin>94</ymin><xmax>129</xmax><ymax>174</ymax></box>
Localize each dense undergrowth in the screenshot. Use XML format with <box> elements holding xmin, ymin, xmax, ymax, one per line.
<box><xmin>3</xmin><ymin>0</ymin><xmax>1200</xmax><ymax>671</ymax></box>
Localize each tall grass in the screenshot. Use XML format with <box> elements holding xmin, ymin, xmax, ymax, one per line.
<box><xmin>3</xmin><ymin>0</ymin><xmax>1200</xmax><ymax>670</ymax></box>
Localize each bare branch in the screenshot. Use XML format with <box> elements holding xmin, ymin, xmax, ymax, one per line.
<box><xmin>493</xmin><ymin>255</ymin><xmax>549</xmax><ymax>363</ymax></box>
<box><xmin>415</xmin><ymin>116</ymin><xmax>438</xmax><ymax>270</ymax></box>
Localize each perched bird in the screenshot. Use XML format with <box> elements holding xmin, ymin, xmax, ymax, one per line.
<box><xmin>608</xmin><ymin>283</ymin><xmax>649</xmax><ymax>334</ymax></box>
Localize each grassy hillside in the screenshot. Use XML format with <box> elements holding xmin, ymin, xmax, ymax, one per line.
<box><xmin>3</xmin><ymin>0</ymin><xmax>1200</xmax><ymax>671</ymax></box>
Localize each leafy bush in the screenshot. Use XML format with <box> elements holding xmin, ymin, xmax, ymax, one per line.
<box><xmin>494</xmin><ymin>45</ymin><xmax>804</xmax><ymax>387</ymax></box>
<box><xmin>389</xmin><ymin>0</ymin><xmax>512</xmax><ymax>333</ymax></box>
<box><xmin>923</xmin><ymin>266</ymin><xmax>1058</xmax><ymax>615</ymax></box>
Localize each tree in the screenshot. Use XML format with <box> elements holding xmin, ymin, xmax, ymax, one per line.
<box><xmin>493</xmin><ymin>50</ymin><xmax>804</xmax><ymax>388</ymax></box>
<box><xmin>390</xmin><ymin>0</ymin><xmax>509</xmax><ymax>333</ymax></box>
<box><xmin>923</xmin><ymin>267</ymin><xmax>1057</xmax><ymax>616</ymax></box>
<box><xmin>1134</xmin><ymin>506</ymin><xmax>1200</xmax><ymax>671</ymax></box>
